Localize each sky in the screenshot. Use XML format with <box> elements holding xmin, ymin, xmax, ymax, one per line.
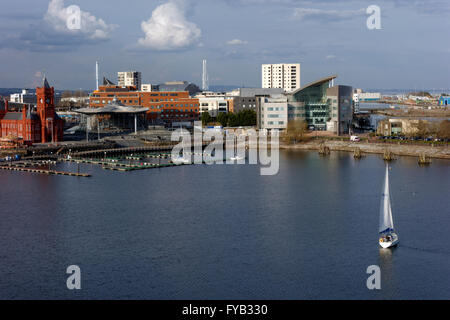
<box><xmin>0</xmin><ymin>0</ymin><xmax>449</xmax><ymax>91</ymax></box>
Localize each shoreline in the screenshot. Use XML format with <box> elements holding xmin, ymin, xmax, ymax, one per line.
<box><xmin>280</xmin><ymin>140</ymin><xmax>450</xmax><ymax>160</ymax></box>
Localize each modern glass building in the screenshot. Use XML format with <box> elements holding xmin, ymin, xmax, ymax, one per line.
<box><xmin>287</xmin><ymin>75</ymin><xmax>337</xmax><ymax>130</ymax></box>
<box><xmin>286</xmin><ymin>75</ymin><xmax>352</xmax><ymax>134</ymax></box>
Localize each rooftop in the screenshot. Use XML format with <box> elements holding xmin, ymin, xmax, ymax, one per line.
<box><xmin>75</xmin><ymin>97</ymin><xmax>148</xmax><ymax>115</ymax></box>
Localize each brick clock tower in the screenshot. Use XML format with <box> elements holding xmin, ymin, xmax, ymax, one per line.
<box><xmin>36</xmin><ymin>77</ymin><xmax>63</xmax><ymax>143</ymax></box>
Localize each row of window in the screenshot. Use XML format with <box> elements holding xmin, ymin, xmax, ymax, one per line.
<box><xmin>149</xmin><ymin>104</ymin><xmax>197</xmax><ymax>108</ymax></box>
<box><xmin>158</xmin><ymin>114</ymin><xmax>198</xmax><ymax>118</ymax></box>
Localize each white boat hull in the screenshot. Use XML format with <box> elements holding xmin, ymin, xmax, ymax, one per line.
<box><xmin>379</xmin><ymin>233</ymin><xmax>399</xmax><ymax>248</ymax></box>
<box><xmin>379</xmin><ymin>239</ymin><xmax>399</xmax><ymax>248</ymax></box>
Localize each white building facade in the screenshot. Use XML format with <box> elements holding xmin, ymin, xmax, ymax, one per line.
<box><xmin>358</xmin><ymin>92</ymin><xmax>381</xmax><ymax>101</ymax></box>
<box><xmin>141</xmin><ymin>84</ymin><xmax>158</xmax><ymax>92</ymax></box>
<box><xmin>118</xmin><ymin>71</ymin><xmax>142</xmax><ymax>89</ymax></box>
<box><xmin>262</xmin><ymin>63</ymin><xmax>301</xmax><ymax>92</ymax></box>
<box><xmin>10</xmin><ymin>89</ymin><xmax>36</xmax><ymax>104</ymax></box>
<box><xmin>197</xmin><ymin>96</ymin><xmax>229</xmax><ymax>117</ymax></box>
<box><xmin>257</xmin><ymin>95</ymin><xmax>288</xmax><ymax>130</ymax></box>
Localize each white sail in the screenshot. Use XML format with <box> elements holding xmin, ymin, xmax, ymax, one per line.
<box><xmin>379</xmin><ymin>165</ymin><xmax>394</xmax><ymax>233</ymax></box>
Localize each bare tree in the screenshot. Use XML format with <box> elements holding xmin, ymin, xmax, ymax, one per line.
<box><xmin>282</xmin><ymin>120</ymin><xmax>308</xmax><ymax>144</ymax></box>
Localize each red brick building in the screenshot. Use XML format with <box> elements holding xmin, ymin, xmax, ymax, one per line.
<box><xmin>0</xmin><ymin>77</ymin><xmax>64</xmax><ymax>144</ymax></box>
<box><xmin>90</xmin><ymin>80</ymin><xmax>200</xmax><ymax>124</ymax></box>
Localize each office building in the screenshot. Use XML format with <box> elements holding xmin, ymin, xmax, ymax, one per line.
<box><xmin>232</xmin><ymin>88</ymin><xmax>284</xmax><ymax>114</ymax></box>
<box><xmin>257</xmin><ymin>95</ymin><xmax>288</xmax><ymax>130</ymax></box>
<box><xmin>90</xmin><ymin>78</ymin><xmax>199</xmax><ymax>125</ymax></box>
<box><xmin>326</xmin><ymin>85</ymin><xmax>353</xmax><ymax>135</ymax></box>
<box><xmin>285</xmin><ymin>75</ymin><xmax>353</xmax><ymax>134</ymax></box>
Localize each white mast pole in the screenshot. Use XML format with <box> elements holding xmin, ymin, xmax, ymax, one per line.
<box><xmin>96</xmin><ymin>61</ymin><xmax>99</xmax><ymax>91</ymax></box>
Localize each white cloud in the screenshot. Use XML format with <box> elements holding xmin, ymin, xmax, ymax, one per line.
<box><xmin>138</xmin><ymin>0</ymin><xmax>201</xmax><ymax>51</ymax></box>
<box><xmin>0</xmin><ymin>0</ymin><xmax>116</xmax><ymax>51</ymax></box>
<box><xmin>325</xmin><ymin>54</ymin><xmax>336</xmax><ymax>59</ymax></box>
<box><xmin>293</xmin><ymin>7</ymin><xmax>365</xmax><ymax>21</ymax></box>
<box><xmin>44</xmin><ymin>0</ymin><xmax>116</xmax><ymax>40</ymax></box>
<box><xmin>227</xmin><ymin>39</ymin><xmax>248</xmax><ymax>45</ymax></box>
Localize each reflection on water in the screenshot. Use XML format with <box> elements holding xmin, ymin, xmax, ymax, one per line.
<box><xmin>0</xmin><ymin>150</ymin><xmax>449</xmax><ymax>299</ymax></box>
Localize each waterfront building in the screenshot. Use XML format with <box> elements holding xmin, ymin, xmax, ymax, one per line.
<box><xmin>0</xmin><ymin>77</ymin><xmax>64</xmax><ymax>144</ymax></box>
<box><xmin>118</xmin><ymin>71</ymin><xmax>142</xmax><ymax>90</ymax></box>
<box><xmin>285</xmin><ymin>75</ymin><xmax>353</xmax><ymax>134</ymax></box>
<box><xmin>89</xmin><ymin>78</ymin><xmax>200</xmax><ymax>125</ymax></box>
<box><xmin>325</xmin><ymin>85</ymin><xmax>353</xmax><ymax>135</ymax></box>
<box><xmin>76</xmin><ymin>98</ymin><xmax>148</xmax><ymax>134</ymax></box>
<box><xmin>262</xmin><ymin>63</ymin><xmax>301</xmax><ymax>92</ymax></box>
<box><xmin>257</xmin><ymin>95</ymin><xmax>288</xmax><ymax>130</ymax></box>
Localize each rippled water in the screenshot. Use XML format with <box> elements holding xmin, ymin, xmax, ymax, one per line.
<box><xmin>0</xmin><ymin>151</ymin><xmax>449</xmax><ymax>299</ymax></box>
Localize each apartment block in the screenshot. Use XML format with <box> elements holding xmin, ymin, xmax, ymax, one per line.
<box><xmin>262</xmin><ymin>63</ymin><xmax>301</xmax><ymax>92</ymax></box>
<box><xmin>118</xmin><ymin>71</ymin><xmax>142</xmax><ymax>90</ymax></box>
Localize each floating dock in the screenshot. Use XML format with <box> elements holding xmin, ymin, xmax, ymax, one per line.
<box><xmin>0</xmin><ymin>165</ymin><xmax>90</xmax><ymax>177</ymax></box>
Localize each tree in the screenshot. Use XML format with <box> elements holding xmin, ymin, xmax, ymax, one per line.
<box><xmin>61</xmin><ymin>91</ymin><xmax>74</xmax><ymax>98</ymax></box>
<box><xmin>201</xmin><ymin>112</ymin><xmax>212</xmax><ymax>126</ymax></box>
<box><xmin>282</xmin><ymin>120</ymin><xmax>308</xmax><ymax>144</ymax></box>
<box><xmin>226</xmin><ymin>110</ymin><xmax>257</xmax><ymax>127</ymax></box>
<box><xmin>415</xmin><ymin>120</ymin><xmax>430</xmax><ymax>138</ymax></box>
<box><xmin>238</xmin><ymin>110</ymin><xmax>257</xmax><ymax>126</ymax></box>
<box><xmin>227</xmin><ymin>113</ymin><xmax>239</xmax><ymax>127</ymax></box>
<box><xmin>438</xmin><ymin>120</ymin><xmax>450</xmax><ymax>139</ymax></box>
<box><xmin>217</xmin><ymin>113</ymin><xmax>228</xmax><ymax>127</ymax></box>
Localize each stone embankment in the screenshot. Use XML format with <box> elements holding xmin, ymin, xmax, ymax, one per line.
<box><xmin>281</xmin><ymin>140</ymin><xmax>450</xmax><ymax>159</ymax></box>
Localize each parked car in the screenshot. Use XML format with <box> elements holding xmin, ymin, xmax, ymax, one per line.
<box><xmin>350</xmin><ymin>135</ymin><xmax>360</xmax><ymax>142</ymax></box>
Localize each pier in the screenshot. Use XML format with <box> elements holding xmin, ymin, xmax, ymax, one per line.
<box><xmin>0</xmin><ymin>165</ymin><xmax>91</xmax><ymax>177</ymax></box>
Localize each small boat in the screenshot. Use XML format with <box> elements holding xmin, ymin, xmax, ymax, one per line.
<box><xmin>379</xmin><ymin>165</ymin><xmax>399</xmax><ymax>249</ymax></box>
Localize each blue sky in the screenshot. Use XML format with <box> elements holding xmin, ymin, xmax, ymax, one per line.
<box><xmin>0</xmin><ymin>0</ymin><xmax>449</xmax><ymax>91</ymax></box>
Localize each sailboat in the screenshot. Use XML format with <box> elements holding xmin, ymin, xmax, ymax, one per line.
<box><xmin>379</xmin><ymin>165</ymin><xmax>399</xmax><ymax>249</ymax></box>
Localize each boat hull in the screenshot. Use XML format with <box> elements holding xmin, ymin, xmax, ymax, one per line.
<box><xmin>379</xmin><ymin>238</ymin><xmax>399</xmax><ymax>249</ymax></box>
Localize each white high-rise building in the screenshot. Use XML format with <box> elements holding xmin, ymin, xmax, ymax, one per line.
<box><xmin>118</xmin><ymin>71</ymin><xmax>142</xmax><ymax>89</ymax></box>
<box><xmin>262</xmin><ymin>63</ymin><xmax>301</xmax><ymax>92</ymax></box>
